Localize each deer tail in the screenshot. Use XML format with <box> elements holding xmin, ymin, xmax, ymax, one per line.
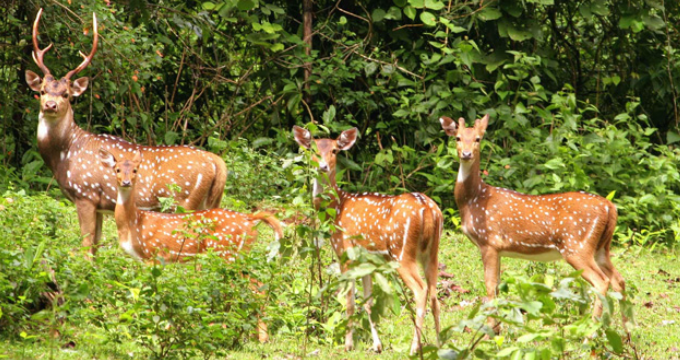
<box><xmin>599</xmin><ymin>201</ymin><xmax>618</xmax><ymax>251</ymax></box>
<box><xmin>207</xmin><ymin>153</ymin><xmax>227</xmax><ymax>209</ymax></box>
<box><xmin>249</xmin><ymin>212</ymin><xmax>284</xmax><ymax>241</ymax></box>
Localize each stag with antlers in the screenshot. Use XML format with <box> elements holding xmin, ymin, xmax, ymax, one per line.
<box><xmin>25</xmin><ymin>9</ymin><xmax>227</xmax><ymax>257</ymax></box>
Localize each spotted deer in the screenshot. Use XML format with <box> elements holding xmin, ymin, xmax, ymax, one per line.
<box><xmin>439</xmin><ymin>114</ymin><xmax>627</xmax><ymax>328</ymax></box>
<box><xmin>101</xmin><ymin>148</ymin><xmax>282</xmax><ymax>342</ymax></box>
<box><xmin>293</xmin><ymin>126</ymin><xmax>442</xmax><ymax>355</ymax></box>
<box><xmin>25</xmin><ymin>9</ymin><xmax>227</xmax><ymax>256</ymax></box>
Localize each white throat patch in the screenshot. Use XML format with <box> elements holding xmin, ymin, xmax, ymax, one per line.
<box><xmin>457</xmin><ymin>161</ymin><xmax>473</xmax><ymax>183</ymax></box>
<box><xmin>37</xmin><ymin>113</ymin><xmax>50</xmax><ymax>141</ymax></box>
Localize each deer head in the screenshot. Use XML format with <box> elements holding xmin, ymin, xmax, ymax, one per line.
<box><xmin>25</xmin><ymin>8</ymin><xmax>98</xmax><ymax>119</ymax></box>
<box><xmin>440</xmin><ymin>114</ymin><xmax>489</xmax><ymax>162</ymax></box>
<box><xmin>99</xmin><ymin>148</ymin><xmax>142</xmax><ymax>194</ymax></box>
<box><xmin>293</xmin><ymin>126</ymin><xmax>357</xmax><ymax>177</ymax></box>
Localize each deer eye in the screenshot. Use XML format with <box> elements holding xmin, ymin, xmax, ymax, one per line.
<box><xmin>116</xmin><ymin>169</ymin><xmax>121</xmax><ymax>173</ymax></box>
<box><xmin>475</xmin><ymin>138</ymin><xmax>481</xmax><ymax>142</ymax></box>
<box><xmin>133</xmin><ymin>169</ymin><xmax>137</xmax><ymax>174</ymax></box>
<box><xmin>40</xmin><ymin>90</ymin><xmax>45</xmax><ymax>95</ymax></box>
<box><xmin>62</xmin><ymin>93</ymin><xmax>69</xmax><ymax>99</ymax></box>
<box><xmin>455</xmin><ymin>137</ymin><xmax>461</xmax><ymax>141</ymax></box>
<box><xmin>332</xmin><ymin>149</ymin><xmax>340</xmax><ymax>155</ymax></box>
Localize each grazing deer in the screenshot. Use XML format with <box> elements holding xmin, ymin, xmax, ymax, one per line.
<box><xmin>25</xmin><ymin>9</ymin><xmax>227</xmax><ymax>256</ymax></box>
<box><xmin>101</xmin><ymin>148</ymin><xmax>282</xmax><ymax>342</ymax></box>
<box><xmin>439</xmin><ymin>114</ymin><xmax>627</xmax><ymax>328</ymax></box>
<box><xmin>293</xmin><ymin>126</ymin><xmax>443</xmax><ymax>355</ymax></box>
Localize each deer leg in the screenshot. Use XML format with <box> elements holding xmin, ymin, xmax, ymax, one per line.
<box><xmin>75</xmin><ymin>200</ymin><xmax>98</xmax><ymax>257</ymax></box>
<box><xmin>480</xmin><ymin>247</ymin><xmax>500</xmax><ymax>331</ymax></box>
<box><xmin>95</xmin><ymin>211</ymin><xmax>103</xmax><ymax>245</ymax></box>
<box><xmin>566</xmin><ymin>256</ymin><xmax>610</xmax><ymax>320</ymax></box>
<box><xmin>341</xmin><ymin>260</ymin><xmax>356</xmax><ymax>352</ymax></box>
<box><xmin>595</xmin><ymin>248</ymin><xmax>628</xmax><ymax>326</ymax></box>
<box><xmin>257</xmin><ymin>315</ymin><xmax>269</xmax><ymax>343</ymax></box>
<box><xmin>396</xmin><ymin>262</ymin><xmax>427</xmax><ymax>356</ymax></box>
<box><xmin>361</xmin><ymin>275</ymin><xmax>383</xmax><ymax>353</ymax></box>
<box><xmin>425</xmin><ymin>252</ymin><xmax>441</xmax><ymax>345</ymax></box>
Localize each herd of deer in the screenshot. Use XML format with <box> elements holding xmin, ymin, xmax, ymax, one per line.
<box><xmin>24</xmin><ymin>9</ymin><xmax>628</xmax><ymax>355</ymax></box>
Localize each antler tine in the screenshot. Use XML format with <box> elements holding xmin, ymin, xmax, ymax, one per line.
<box><xmin>64</xmin><ymin>12</ymin><xmax>98</xmax><ymax>80</ymax></box>
<box><xmin>32</xmin><ymin>8</ymin><xmax>53</xmax><ymax>76</ymax></box>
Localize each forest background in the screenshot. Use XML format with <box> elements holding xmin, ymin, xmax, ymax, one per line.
<box><xmin>1</xmin><ymin>0</ymin><xmax>680</xmax><ymax>359</ymax></box>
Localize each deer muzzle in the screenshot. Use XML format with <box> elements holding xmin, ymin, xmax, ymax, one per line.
<box><xmin>43</xmin><ymin>101</ymin><xmax>57</xmax><ymax>113</ymax></box>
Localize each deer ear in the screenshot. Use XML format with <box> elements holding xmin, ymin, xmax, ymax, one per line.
<box><xmin>336</xmin><ymin>128</ymin><xmax>357</xmax><ymax>151</ymax></box>
<box><xmin>132</xmin><ymin>150</ymin><xmax>142</xmax><ymax>164</ymax></box>
<box><xmin>70</xmin><ymin>77</ymin><xmax>89</xmax><ymax>97</ymax></box>
<box><xmin>476</xmin><ymin>114</ymin><xmax>489</xmax><ymax>133</ymax></box>
<box><xmin>99</xmin><ymin>148</ymin><xmax>116</xmax><ymax>167</ymax></box>
<box><xmin>25</xmin><ymin>70</ymin><xmax>42</xmax><ymax>92</ymax></box>
<box><xmin>293</xmin><ymin>126</ymin><xmax>312</xmax><ymax>149</ymax></box>
<box><xmin>439</xmin><ymin>116</ymin><xmax>458</xmax><ymax>136</ymax></box>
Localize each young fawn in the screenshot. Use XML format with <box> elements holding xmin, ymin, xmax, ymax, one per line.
<box><xmin>100</xmin><ymin>148</ymin><xmax>282</xmax><ymax>342</ymax></box>
<box><xmin>294</xmin><ymin>126</ymin><xmax>443</xmax><ymax>355</ymax></box>
<box><xmin>440</xmin><ymin>114</ymin><xmax>627</xmax><ymax>328</ymax></box>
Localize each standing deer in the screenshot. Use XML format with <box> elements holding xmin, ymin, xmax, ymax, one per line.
<box><xmin>293</xmin><ymin>126</ymin><xmax>442</xmax><ymax>355</ymax></box>
<box><xmin>100</xmin><ymin>148</ymin><xmax>282</xmax><ymax>342</ymax></box>
<box><xmin>25</xmin><ymin>9</ymin><xmax>227</xmax><ymax>256</ymax></box>
<box><xmin>439</xmin><ymin>114</ymin><xmax>627</xmax><ymax>328</ymax></box>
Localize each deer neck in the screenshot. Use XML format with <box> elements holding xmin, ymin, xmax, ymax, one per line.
<box><xmin>454</xmin><ymin>158</ymin><xmax>484</xmax><ymax>208</ymax></box>
<box><xmin>37</xmin><ymin>107</ymin><xmax>85</xmax><ymax>170</ymax></box>
<box><xmin>114</xmin><ymin>186</ymin><xmax>146</xmax><ymax>260</ymax></box>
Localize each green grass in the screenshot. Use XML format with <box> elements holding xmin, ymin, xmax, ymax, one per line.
<box><xmin>2</xmin><ymin>195</ymin><xmax>680</xmax><ymax>359</ymax></box>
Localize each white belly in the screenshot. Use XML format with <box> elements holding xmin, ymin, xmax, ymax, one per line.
<box><xmin>500</xmin><ymin>249</ymin><xmax>562</xmax><ymax>262</ymax></box>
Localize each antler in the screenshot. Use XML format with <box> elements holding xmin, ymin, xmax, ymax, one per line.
<box><xmin>64</xmin><ymin>12</ymin><xmax>98</xmax><ymax>80</ymax></box>
<box><xmin>32</xmin><ymin>8</ymin><xmax>53</xmax><ymax>76</ymax></box>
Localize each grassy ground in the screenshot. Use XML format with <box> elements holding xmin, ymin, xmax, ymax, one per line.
<box><xmin>2</xmin><ymin>198</ymin><xmax>680</xmax><ymax>359</ymax></box>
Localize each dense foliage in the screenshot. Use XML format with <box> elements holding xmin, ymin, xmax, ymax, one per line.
<box><xmin>2</xmin><ymin>0</ymin><xmax>680</xmax><ymax>358</ymax></box>
<box><xmin>3</xmin><ymin>0</ymin><xmax>680</xmax><ymax>244</ymax></box>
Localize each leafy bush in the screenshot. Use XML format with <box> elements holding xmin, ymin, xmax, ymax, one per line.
<box><xmin>429</xmin><ymin>271</ymin><xmax>634</xmax><ymax>359</ymax></box>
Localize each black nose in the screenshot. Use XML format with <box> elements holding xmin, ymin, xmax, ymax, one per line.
<box><xmin>121</xmin><ymin>180</ymin><xmax>131</xmax><ymax>187</ymax></box>
<box><xmin>462</xmin><ymin>151</ymin><xmax>472</xmax><ymax>158</ymax></box>
<box><xmin>44</xmin><ymin>101</ymin><xmax>57</xmax><ymax>111</ymax></box>
<box><xmin>320</xmin><ymin>164</ymin><xmax>330</xmax><ymax>172</ymax></box>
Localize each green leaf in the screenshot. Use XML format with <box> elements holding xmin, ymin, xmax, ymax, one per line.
<box><xmin>202</xmin><ymin>2</ymin><xmax>215</xmax><ymax>10</ymax></box>
<box><xmin>667</xmin><ymin>131</ymin><xmax>680</xmax><ymax>144</ymax></box>
<box><xmin>478</xmin><ymin>7</ymin><xmax>502</xmax><ymax>21</ymax></box>
<box><xmin>409</xmin><ymin>0</ymin><xmax>425</xmax><ymax>9</ymax></box>
<box><xmin>372</xmin><ymin>9</ymin><xmax>387</xmax><ymax>22</ymax></box>
<box><xmin>164</xmin><ymin>131</ymin><xmax>178</xmax><ymax>145</ymax></box>
<box><xmin>322</xmin><ymin>105</ymin><xmax>336</xmax><ymax>124</ymax></box>
<box><xmin>424</xmin><ymin>0</ymin><xmax>445</xmax><ymax>10</ymax></box>
<box><xmin>349</xmin><ymin>263</ymin><xmax>376</xmax><ymax>278</ymax></box>
<box><xmin>420</xmin><ymin>11</ymin><xmax>437</xmax><ymax>26</ymax></box>
<box><xmin>496</xmin><ymin>346</ymin><xmax>519</xmax><ymax>357</ymax></box>
<box><xmin>404</xmin><ymin>6</ymin><xmax>417</xmax><ymax>20</ymax></box>
<box><xmin>393</xmin><ymin>109</ymin><xmax>410</xmax><ymax>117</ymax></box>
<box><xmin>606</xmin><ymin>190</ymin><xmax>616</xmax><ymax>201</ymax></box>
<box><xmin>237</xmin><ymin>0</ymin><xmax>256</xmax><ymax>11</ymax></box>
<box><xmin>643</xmin><ymin>14</ymin><xmax>665</xmax><ymax>30</ymax></box>
<box><xmin>605</xmin><ymin>328</ymin><xmax>624</xmax><ymax>353</ymax></box>
<box><xmin>385</xmin><ymin>6</ymin><xmax>403</xmax><ymax>20</ymax></box>
<box><xmin>591</xmin><ymin>0</ymin><xmax>609</xmax><ymax>16</ymax></box>
<box><xmin>374</xmin><ymin>273</ymin><xmax>392</xmax><ymax>294</ymax></box>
